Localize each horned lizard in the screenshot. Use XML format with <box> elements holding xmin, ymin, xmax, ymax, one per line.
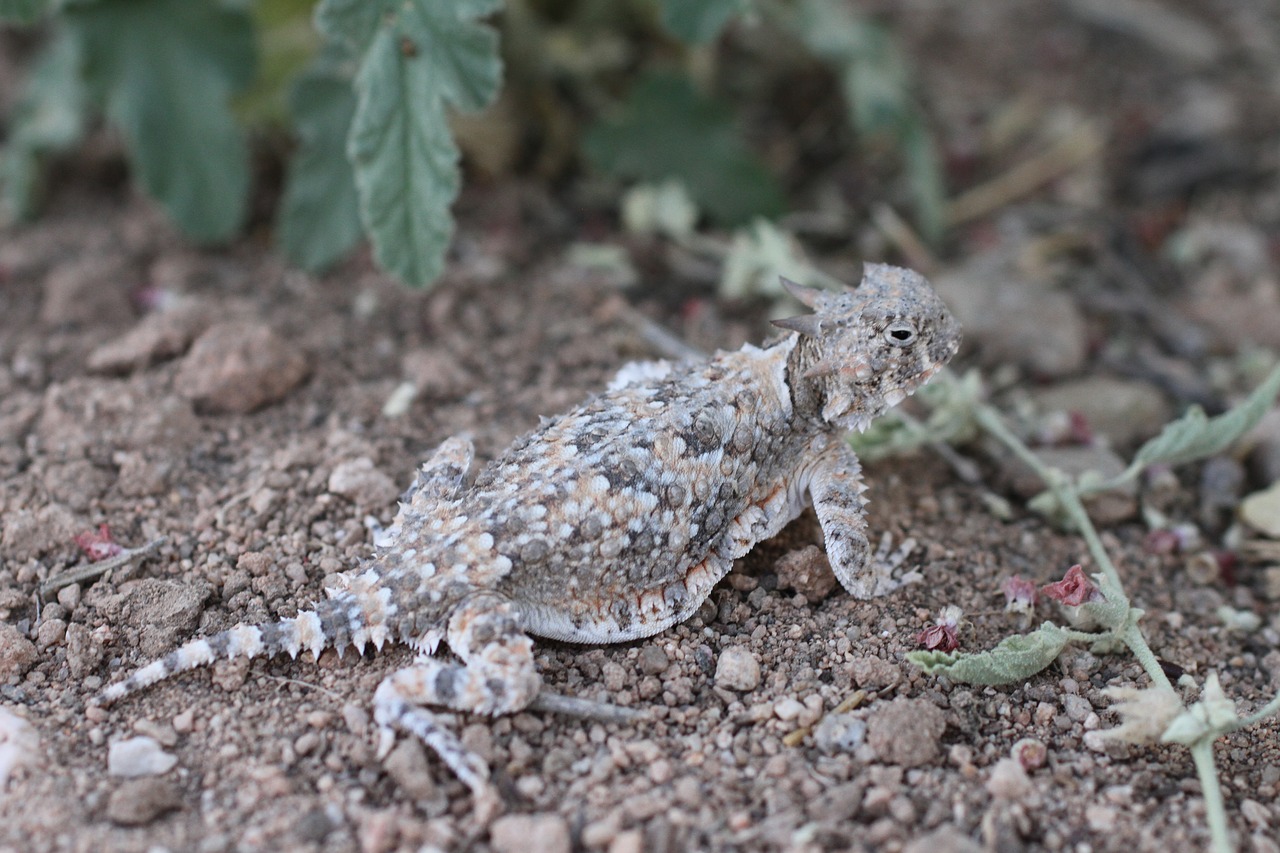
<box><xmin>96</xmin><ymin>263</ymin><xmax>960</xmax><ymax>810</ymax></box>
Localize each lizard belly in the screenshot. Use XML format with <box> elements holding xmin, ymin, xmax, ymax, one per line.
<box><xmin>507</xmin><ymin>473</ymin><xmax>811</xmax><ymax>644</ymax></box>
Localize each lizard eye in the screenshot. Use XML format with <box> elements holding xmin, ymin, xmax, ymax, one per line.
<box><xmin>885</xmin><ymin>322</ymin><xmax>917</xmax><ymax>347</ymax></box>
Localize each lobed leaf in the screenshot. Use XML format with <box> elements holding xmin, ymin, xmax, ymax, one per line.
<box><xmin>909</xmin><ymin>622</ymin><xmax>1070</xmax><ymax>686</ymax></box>
<box><xmin>584</xmin><ymin>72</ymin><xmax>785</xmax><ymax>227</ymax></box>
<box><xmin>660</xmin><ymin>0</ymin><xmax>747</xmax><ymax>44</ymax></box>
<box><xmin>346</xmin><ymin>0</ymin><xmax>502</xmax><ymax>286</ymax></box>
<box><xmin>1127</xmin><ymin>361</ymin><xmax>1280</xmax><ymax>475</ymax></box>
<box><xmin>66</xmin><ymin>0</ymin><xmax>255</xmax><ymax>243</ymax></box>
<box><xmin>278</xmin><ymin>55</ymin><xmax>362</xmax><ymax>272</ymax></box>
<box><xmin>0</xmin><ymin>28</ymin><xmax>86</xmax><ymax>222</ymax></box>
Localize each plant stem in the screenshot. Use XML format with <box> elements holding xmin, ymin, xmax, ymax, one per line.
<box><xmin>1190</xmin><ymin>738</ymin><xmax>1234</xmax><ymax>853</ymax></box>
<box><xmin>973</xmin><ymin>403</ymin><xmax>1172</xmax><ymax>691</ymax></box>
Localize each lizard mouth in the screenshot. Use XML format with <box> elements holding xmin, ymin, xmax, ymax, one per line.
<box><xmin>880</xmin><ymin>357</ymin><xmax>949</xmax><ymax>410</ymax></box>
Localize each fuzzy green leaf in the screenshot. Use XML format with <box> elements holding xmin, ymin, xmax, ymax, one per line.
<box><xmin>344</xmin><ymin>0</ymin><xmax>502</xmax><ymax>286</ymax></box>
<box><xmin>660</xmin><ymin>0</ymin><xmax>746</xmax><ymax>43</ymax></box>
<box><xmin>584</xmin><ymin>72</ymin><xmax>785</xmax><ymax>226</ymax></box>
<box><xmin>278</xmin><ymin>59</ymin><xmax>362</xmax><ymax>272</ymax></box>
<box><xmin>314</xmin><ymin>0</ymin><xmax>387</xmax><ymax>52</ymax></box>
<box><xmin>909</xmin><ymin>622</ymin><xmax>1071</xmax><ymax>686</ymax></box>
<box><xmin>1128</xmin><ymin>361</ymin><xmax>1280</xmax><ymax>474</ymax></box>
<box><xmin>0</xmin><ymin>0</ymin><xmax>47</xmax><ymax>24</ymax></box>
<box><xmin>67</xmin><ymin>0</ymin><xmax>255</xmax><ymax>243</ymax></box>
<box><xmin>0</xmin><ymin>28</ymin><xmax>86</xmax><ymax>222</ymax></box>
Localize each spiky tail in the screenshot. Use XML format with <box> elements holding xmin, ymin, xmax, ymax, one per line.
<box><xmin>94</xmin><ymin>586</ymin><xmax>392</xmax><ymax>707</ymax></box>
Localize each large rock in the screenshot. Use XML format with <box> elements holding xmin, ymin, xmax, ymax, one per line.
<box><xmin>935</xmin><ymin>253</ymin><xmax>1087</xmax><ymax>378</ymax></box>
<box><xmin>1032</xmin><ymin>376</ymin><xmax>1172</xmax><ymax>448</ymax></box>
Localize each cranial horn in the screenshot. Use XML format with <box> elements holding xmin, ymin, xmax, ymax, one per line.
<box><xmin>780</xmin><ymin>277</ymin><xmax>823</xmax><ymax>308</ymax></box>
<box><xmin>771</xmin><ymin>315</ymin><xmax>823</xmax><ymax>337</ymax></box>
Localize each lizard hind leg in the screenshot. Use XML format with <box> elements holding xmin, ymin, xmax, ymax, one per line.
<box><xmin>373</xmin><ymin>593</ymin><xmax>540</xmax><ymax>797</ymax></box>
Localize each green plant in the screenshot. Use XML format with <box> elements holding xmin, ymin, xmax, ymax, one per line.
<box><xmin>882</xmin><ymin>363</ymin><xmax>1280</xmax><ymax>853</ymax></box>
<box><xmin>2</xmin><ymin>0</ymin><xmax>943</xmax><ymax>288</ymax></box>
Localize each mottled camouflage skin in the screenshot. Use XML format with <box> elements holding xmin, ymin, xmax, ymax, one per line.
<box><xmin>97</xmin><ymin>263</ymin><xmax>960</xmax><ymax>807</ymax></box>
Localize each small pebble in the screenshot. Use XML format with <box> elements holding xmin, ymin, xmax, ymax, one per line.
<box><xmin>35</xmin><ymin>619</ymin><xmax>66</xmax><ymax>649</ymax></box>
<box><xmin>108</xmin><ymin>736</ymin><xmax>177</xmax><ymax>777</ymax></box>
<box><xmin>341</xmin><ymin>702</ymin><xmax>369</xmax><ymax>735</ymax></box>
<box><xmin>56</xmin><ymin>583</ymin><xmax>81</xmax><ymax>612</ymax></box>
<box><xmin>1012</xmin><ymin>738</ymin><xmax>1047</xmax><ymax>771</ymax></box>
<box><xmin>773</xmin><ymin>545</ymin><xmax>838</xmax><ymax>601</ymax></box>
<box><xmin>327</xmin><ymin>458</ymin><xmax>399</xmax><ymax>508</ymax></box>
<box><xmin>489</xmin><ymin>813</ymin><xmax>570</xmax><ymax>853</ymax></box>
<box><xmin>714</xmin><ymin>647</ymin><xmax>761</xmax><ymax>692</ymax></box>
<box><xmin>383</xmin><ymin>738</ymin><xmax>437</xmax><ymax>801</ymax></box>
<box><xmin>608</xmin><ymin>830</ymin><xmax>644</xmax><ymax>853</ymax></box>
<box><xmin>637</xmin><ymin>645</ymin><xmax>669</xmax><ymax>676</ymax></box>
<box><xmin>773</xmin><ymin>698</ymin><xmax>805</xmax><ymax>721</ymax></box>
<box><xmin>294</xmin><ymin>732</ymin><xmax>320</xmax><ymax>757</ymax></box>
<box><xmin>172</xmin><ymin>709</ymin><xmax>195</xmax><ymax>735</ymax></box>
<box><xmin>105</xmin><ymin>778</ymin><xmax>182</xmax><ymax>826</ymax></box>
<box><xmin>902</xmin><ymin>827</ymin><xmax>983</xmax><ymax>853</ymax></box>
<box><xmin>133</xmin><ymin>718</ymin><xmax>178</xmax><ymax>748</ymax></box>
<box><xmin>1063</xmin><ymin>693</ymin><xmax>1092</xmax><ymax>722</ymax></box>
<box><xmin>0</xmin><ymin>622</ymin><xmax>38</xmax><ymax>681</ymax></box>
<box><xmin>649</xmin><ymin>758</ymin><xmax>673</xmax><ymax>785</ymax></box>
<box><xmin>814</xmin><ymin>713</ymin><xmax>866</xmax><ymax>755</ymax></box>
<box><xmin>1086</xmin><ymin>804</ymin><xmax>1118</xmax><ymax>833</ymax></box>
<box><xmin>1241</xmin><ymin>798</ymin><xmax>1271</xmax><ymax>828</ymax></box>
<box><xmin>601</xmin><ymin>661</ymin><xmax>627</xmax><ymax>692</ymax></box>
<box><xmin>986</xmin><ymin>757</ymin><xmax>1033</xmax><ymax>800</ymax></box>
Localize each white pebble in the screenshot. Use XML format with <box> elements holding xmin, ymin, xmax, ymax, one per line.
<box><xmin>108</xmin><ymin>737</ymin><xmax>177</xmax><ymax>777</ymax></box>
<box><xmin>714</xmin><ymin>647</ymin><xmax>761</xmax><ymax>692</ymax></box>
<box><xmin>773</xmin><ymin>698</ymin><xmax>805</xmax><ymax>721</ymax></box>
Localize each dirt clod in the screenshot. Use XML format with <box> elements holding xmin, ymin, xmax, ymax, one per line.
<box><xmin>0</xmin><ymin>623</ymin><xmax>38</xmax><ymax>682</ymax></box>
<box><xmin>328</xmin><ymin>457</ymin><xmax>400</xmax><ymax>508</ymax></box>
<box><xmin>118</xmin><ymin>579</ymin><xmax>214</xmax><ymax>659</ymax></box>
<box><xmin>866</xmin><ymin>698</ymin><xmax>946</xmax><ymax>767</ymax></box>
<box><xmin>175</xmin><ymin>321</ymin><xmax>308</xmax><ymax>414</ymax></box>
<box><xmin>774</xmin><ymin>545</ymin><xmax>838</xmax><ymax>602</ymax></box>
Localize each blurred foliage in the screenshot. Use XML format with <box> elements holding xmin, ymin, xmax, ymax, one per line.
<box><xmin>583</xmin><ymin>71</ymin><xmax>785</xmax><ymax>227</ymax></box>
<box><xmin>1</xmin><ymin>0</ymin><xmax>944</xmax><ymax>287</ymax></box>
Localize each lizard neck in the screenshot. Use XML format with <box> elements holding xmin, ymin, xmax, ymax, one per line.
<box><xmin>784</xmin><ymin>333</ymin><xmax>830</xmax><ymax>425</ymax></box>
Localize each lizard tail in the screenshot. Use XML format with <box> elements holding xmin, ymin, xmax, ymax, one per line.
<box><xmin>94</xmin><ymin>589</ymin><xmax>391</xmax><ymax>707</ymax></box>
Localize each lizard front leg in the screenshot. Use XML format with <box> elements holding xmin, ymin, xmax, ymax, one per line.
<box><xmin>808</xmin><ymin>441</ymin><xmax>919</xmax><ymax>598</ymax></box>
<box><xmin>372</xmin><ymin>593</ymin><xmax>540</xmax><ymax>803</ymax></box>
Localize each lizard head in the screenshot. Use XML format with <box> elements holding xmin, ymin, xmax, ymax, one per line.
<box><xmin>773</xmin><ymin>263</ymin><xmax>961</xmax><ymax>431</ymax></box>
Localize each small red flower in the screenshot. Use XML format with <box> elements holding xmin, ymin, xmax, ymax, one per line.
<box><xmin>1143</xmin><ymin>528</ymin><xmax>1181</xmax><ymax>555</ymax></box>
<box><xmin>916</xmin><ymin>623</ymin><xmax>960</xmax><ymax>652</ymax></box>
<box><xmin>1214</xmin><ymin>550</ymin><xmax>1238</xmax><ymax>586</ymax></box>
<box><xmin>915</xmin><ymin>605</ymin><xmax>963</xmax><ymax>652</ymax></box>
<box><xmin>74</xmin><ymin>524</ymin><xmax>123</xmax><ymax>562</ymax></box>
<box><xmin>1002</xmin><ymin>575</ymin><xmax>1039</xmax><ymax>613</ymax></box>
<box><xmin>1040</xmin><ymin>564</ymin><xmax>1101</xmax><ymax>607</ymax></box>
<box><xmin>1066</xmin><ymin>411</ymin><xmax>1095</xmax><ymax>446</ymax></box>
